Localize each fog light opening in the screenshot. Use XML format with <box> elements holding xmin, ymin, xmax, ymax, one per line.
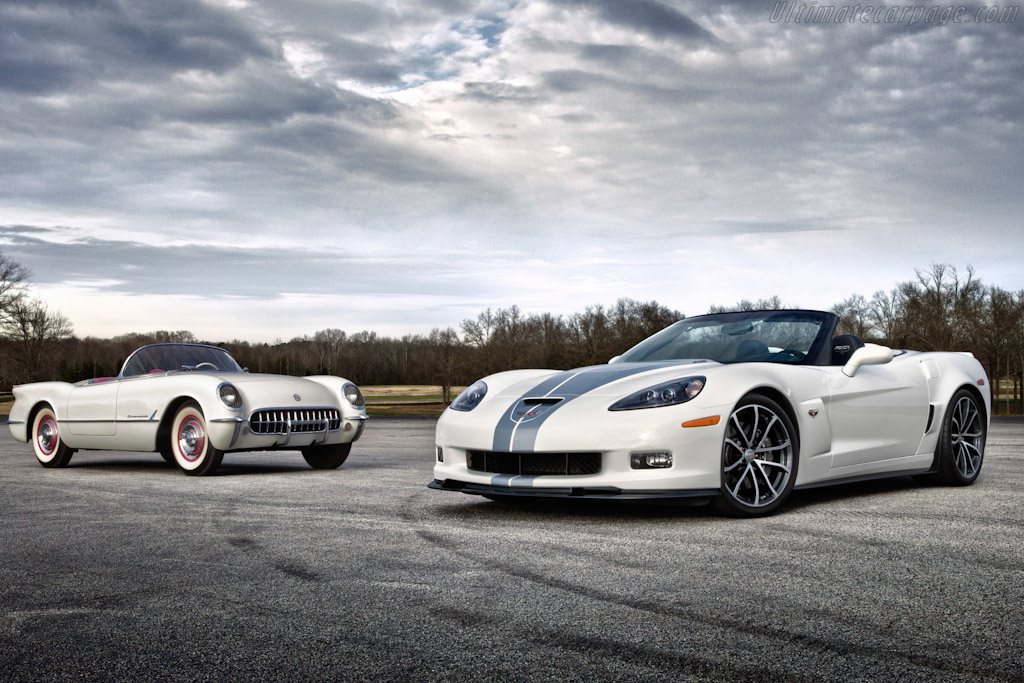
<box><xmin>631</xmin><ymin>451</ymin><xmax>673</xmax><ymax>469</ymax></box>
<box><xmin>436</xmin><ymin>446</ymin><xmax>444</xmax><ymax>463</ymax></box>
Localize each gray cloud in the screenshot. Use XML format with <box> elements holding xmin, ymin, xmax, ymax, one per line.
<box><xmin>0</xmin><ymin>0</ymin><xmax>1021</xmax><ymax>340</ymax></box>
<box><xmin>0</xmin><ymin>0</ymin><xmax>270</xmax><ymax>94</ymax></box>
<box><xmin>551</xmin><ymin>0</ymin><xmax>719</xmax><ymax>43</ymax></box>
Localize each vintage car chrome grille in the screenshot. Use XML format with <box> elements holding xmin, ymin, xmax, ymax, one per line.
<box><xmin>249</xmin><ymin>408</ymin><xmax>342</xmax><ymax>435</ymax></box>
<box><xmin>467</xmin><ymin>450</ymin><xmax>601</xmax><ymax>476</ymax></box>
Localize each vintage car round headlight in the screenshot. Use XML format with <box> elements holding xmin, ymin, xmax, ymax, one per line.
<box><xmin>343</xmin><ymin>383</ymin><xmax>365</xmax><ymax>408</ymax></box>
<box><xmin>450</xmin><ymin>380</ymin><xmax>487</xmax><ymax>412</ymax></box>
<box><xmin>218</xmin><ymin>383</ymin><xmax>243</xmax><ymax>410</ymax></box>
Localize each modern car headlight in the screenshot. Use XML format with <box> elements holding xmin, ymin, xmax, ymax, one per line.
<box><xmin>608</xmin><ymin>376</ymin><xmax>705</xmax><ymax>411</ymax></box>
<box><xmin>450</xmin><ymin>380</ymin><xmax>487</xmax><ymax>412</ymax></box>
<box><xmin>218</xmin><ymin>383</ymin><xmax>243</xmax><ymax>410</ymax></box>
<box><xmin>343</xmin><ymin>383</ymin><xmax>365</xmax><ymax>408</ymax></box>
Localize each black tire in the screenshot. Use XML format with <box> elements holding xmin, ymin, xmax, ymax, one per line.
<box><xmin>169</xmin><ymin>401</ymin><xmax>223</xmax><ymax>476</ymax></box>
<box><xmin>935</xmin><ymin>389</ymin><xmax>985</xmax><ymax>486</ymax></box>
<box><xmin>158</xmin><ymin>445</ymin><xmax>175</xmax><ymax>464</ymax></box>
<box><xmin>714</xmin><ymin>394</ymin><xmax>799</xmax><ymax>517</ymax></box>
<box><xmin>31</xmin><ymin>405</ymin><xmax>74</xmax><ymax>468</ymax></box>
<box><xmin>301</xmin><ymin>443</ymin><xmax>351</xmax><ymax>469</ymax></box>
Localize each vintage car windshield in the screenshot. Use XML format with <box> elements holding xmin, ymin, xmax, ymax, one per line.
<box><xmin>616</xmin><ymin>311</ymin><xmax>830</xmax><ymax>365</ymax></box>
<box><xmin>120</xmin><ymin>344</ymin><xmax>243</xmax><ymax>377</ymax></box>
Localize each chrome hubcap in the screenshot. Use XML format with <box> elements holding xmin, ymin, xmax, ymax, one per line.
<box><xmin>37</xmin><ymin>420</ymin><xmax>57</xmax><ymax>454</ymax></box>
<box><xmin>178</xmin><ymin>417</ymin><xmax>205</xmax><ymax>462</ymax></box>
<box><xmin>950</xmin><ymin>397</ymin><xmax>983</xmax><ymax>478</ymax></box>
<box><xmin>723</xmin><ymin>404</ymin><xmax>793</xmax><ymax>508</ymax></box>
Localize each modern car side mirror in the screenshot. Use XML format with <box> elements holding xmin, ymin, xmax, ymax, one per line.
<box><xmin>608</xmin><ymin>355</ymin><xmax>621</xmax><ymax>364</ymax></box>
<box><xmin>842</xmin><ymin>343</ymin><xmax>894</xmax><ymax>377</ymax></box>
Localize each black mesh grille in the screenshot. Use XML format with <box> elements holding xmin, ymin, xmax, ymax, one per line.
<box><xmin>467</xmin><ymin>450</ymin><xmax>601</xmax><ymax>476</ymax></box>
<box><xmin>249</xmin><ymin>408</ymin><xmax>342</xmax><ymax>435</ymax></box>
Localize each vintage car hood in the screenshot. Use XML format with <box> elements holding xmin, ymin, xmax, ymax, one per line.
<box><xmin>214</xmin><ymin>373</ymin><xmax>340</xmax><ymax>408</ymax></box>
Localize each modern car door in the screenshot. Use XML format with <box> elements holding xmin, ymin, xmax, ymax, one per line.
<box><xmin>825</xmin><ymin>360</ymin><xmax>929</xmax><ymax>473</ymax></box>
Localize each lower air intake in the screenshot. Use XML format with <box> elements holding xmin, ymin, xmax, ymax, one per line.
<box><xmin>467</xmin><ymin>450</ymin><xmax>601</xmax><ymax>476</ymax></box>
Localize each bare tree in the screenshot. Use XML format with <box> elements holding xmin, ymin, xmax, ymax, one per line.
<box><xmin>313</xmin><ymin>328</ymin><xmax>347</xmax><ymax>376</ymax></box>
<box><xmin>1</xmin><ymin>297</ymin><xmax>74</xmax><ymax>382</ymax></box>
<box><xmin>568</xmin><ymin>304</ymin><xmax>610</xmax><ymax>366</ymax></box>
<box><xmin>0</xmin><ymin>250</ymin><xmax>31</xmax><ymax>323</ymax></box>
<box><xmin>868</xmin><ymin>288</ymin><xmax>906</xmax><ymax>347</ymax></box>
<box><xmin>427</xmin><ymin>327</ymin><xmax>461</xmax><ymax>403</ymax></box>
<box><xmin>897</xmin><ymin>263</ymin><xmax>984</xmax><ymax>351</ymax></box>
<box><xmin>708</xmin><ymin>296</ymin><xmax>787</xmax><ymax>313</ymax></box>
<box><xmin>830</xmin><ymin>294</ymin><xmax>873</xmax><ymax>338</ymax></box>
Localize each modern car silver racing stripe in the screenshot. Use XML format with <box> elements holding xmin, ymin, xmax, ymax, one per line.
<box><xmin>490</xmin><ymin>364</ymin><xmax>666</xmax><ymax>453</ymax></box>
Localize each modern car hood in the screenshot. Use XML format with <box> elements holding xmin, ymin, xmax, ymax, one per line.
<box><xmin>495</xmin><ymin>360</ymin><xmax>720</xmax><ymax>399</ymax></box>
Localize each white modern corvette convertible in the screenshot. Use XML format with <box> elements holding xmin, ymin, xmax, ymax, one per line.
<box><xmin>7</xmin><ymin>343</ymin><xmax>368</xmax><ymax>476</ymax></box>
<box><xmin>429</xmin><ymin>310</ymin><xmax>989</xmax><ymax>516</ymax></box>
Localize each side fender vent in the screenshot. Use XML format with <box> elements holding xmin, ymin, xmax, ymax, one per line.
<box><xmin>925</xmin><ymin>404</ymin><xmax>935</xmax><ymax>434</ymax></box>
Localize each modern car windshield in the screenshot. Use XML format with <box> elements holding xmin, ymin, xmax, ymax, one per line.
<box><xmin>616</xmin><ymin>311</ymin><xmax>829</xmax><ymax>364</ymax></box>
<box><xmin>120</xmin><ymin>345</ymin><xmax>243</xmax><ymax>377</ymax></box>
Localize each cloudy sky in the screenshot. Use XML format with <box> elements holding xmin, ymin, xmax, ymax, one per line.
<box><xmin>1</xmin><ymin>0</ymin><xmax>1021</xmax><ymax>342</ymax></box>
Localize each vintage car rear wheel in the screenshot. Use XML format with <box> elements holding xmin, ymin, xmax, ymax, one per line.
<box><xmin>936</xmin><ymin>389</ymin><xmax>985</xmax><ymax>486</ymax></box>
<box><xmin>170</xmin><ymin>401</ymin><xmax>223</xmax><ymax>476</ymax></box>
<box><xmin>301</xmin><ymin>443</ymin><xmax>351</xmax><ymax>469</ymax></box>
<box><xmin>32</xmin><ymin>405</ymin><xmax>74</xmax><ymax>468</ymax></box>
<box><xmin>715</xmin><ymin>394</ymin><xmax>798</xmax><ymax>517</ymax></box>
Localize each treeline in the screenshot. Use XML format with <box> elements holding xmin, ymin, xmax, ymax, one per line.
<box><xmin>2</xmin><ymin>255</ymin><xmax>1023</xmax><ymax>413</ymax></box>
<box><xmin>0</xmin><ymin>299</ymin><xmax>682</xmax><ymax>403</ymax></box>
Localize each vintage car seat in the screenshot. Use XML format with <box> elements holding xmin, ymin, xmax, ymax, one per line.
<box><xmin>734</xmin><ymin>338</ymin><xmax>769</xmax><ymax>362</ymax></box>
<box><xmin>831</xmin><ymin>334</ymin><xmax>865</xmax><ymax>365</ymax></box>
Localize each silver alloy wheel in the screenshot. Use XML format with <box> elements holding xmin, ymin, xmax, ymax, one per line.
<box><xmin>723</xmin><ymin>403</ymin><xmax>794</xmax><ymax>508</ymax></box>
<box><xmin>949</xmin><ymin>396</ymin><xmax>983</xmax><ymax>479</ymax></box>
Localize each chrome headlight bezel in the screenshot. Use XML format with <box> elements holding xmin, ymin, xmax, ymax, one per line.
<box><xmin>343</xmin><ymin>383</ymin><xmax>365</xmax><ymax>409</ymax></box>
<box><xmin>217</xmin><ymin>382</ymin><xmax>243</xmax><ymax>411</ymax></box>
<box><xmin>450</xmin><ymin>380</ymin><xmax>488</xmax><ymax>412</ymax></box>
<box><xmin>608</xmin><ymin>376</ymin><xmax>706</xmax><ymax>411</ymax></box>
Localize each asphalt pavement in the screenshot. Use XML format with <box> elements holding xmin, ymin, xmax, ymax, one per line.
<box><xmin>1</xmin><ymin>418</ymin><xmax>1022</xmax><ymax>682</ymax></box>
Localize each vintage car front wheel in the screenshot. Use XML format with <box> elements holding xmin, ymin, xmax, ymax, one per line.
<box><xmin>301</xmin><ymin>443</ymin><xmax>351</xmax><ymax>469</ymax></box>
<box><xmin>170</xmin><ymin>401</ymin><xmax>223</xmax><ymax>476</ymax></box>
<box><xmin>32</xmin><ymin>405</ymin><xmax>74</xmax><ymax>468</ymax></box>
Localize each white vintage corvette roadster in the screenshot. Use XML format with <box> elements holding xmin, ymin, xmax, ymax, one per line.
<box><xmin>430</xmin><ymin>310</ymin><xmax>990</xmax><ymax>516</ymax></box>
<box><xmin>6</xmin><ymin>343</ymin><xmax>368</xmax><ymax>476</ymax></box>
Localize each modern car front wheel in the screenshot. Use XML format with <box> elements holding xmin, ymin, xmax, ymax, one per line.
<box><xmin>301</xmin><ymin>443</ymin><xmax>351</xmax><ymax>469</ymax></box>
<box><xmin>936</xmin><ymin>389</ymin><xmax>985</xmax><ymax>485</ymax></box>
<box><xmin>32</xmin><ymin>405</ymin><xmax>74</xmax><ymax>468</ymax></box>
<box><xmin>170</xmin><ymin>401</ymin><xmax>223</xmax><ymax>476</ymax></box>
<box><xmin>715</xmin><ymin>395</ymin><xmax>798</xmax><ymax>517</ymax></box>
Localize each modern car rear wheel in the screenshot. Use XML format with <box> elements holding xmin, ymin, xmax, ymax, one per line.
<box><xmin>170</xmin><ymin>401</ymin><xmax>223</xmax><ymax>476</ymax></box>
<box><xmin>301</xmin><ymin>443</ymin><xmax>351</xmax><ymax>469</ymax></box>
<box><xmin>715</xmin><ymin>395</ymin><xmax>798</xmax><ymax>517</ymax></box>
<box><xmin>32</xmin><ymin>405</ymin><xmax>74</xmax><ymax>468</ymax></box>
<box><xmin>936</xmin><ymin>389</ymin><xmax>985</xmax><ymax>486</ymax></box>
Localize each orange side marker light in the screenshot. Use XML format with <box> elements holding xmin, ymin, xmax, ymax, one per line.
<box><xmin>682</xmin><ymin>416</ymin><xmax>721</xmax><ymax>428</ymax></box>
